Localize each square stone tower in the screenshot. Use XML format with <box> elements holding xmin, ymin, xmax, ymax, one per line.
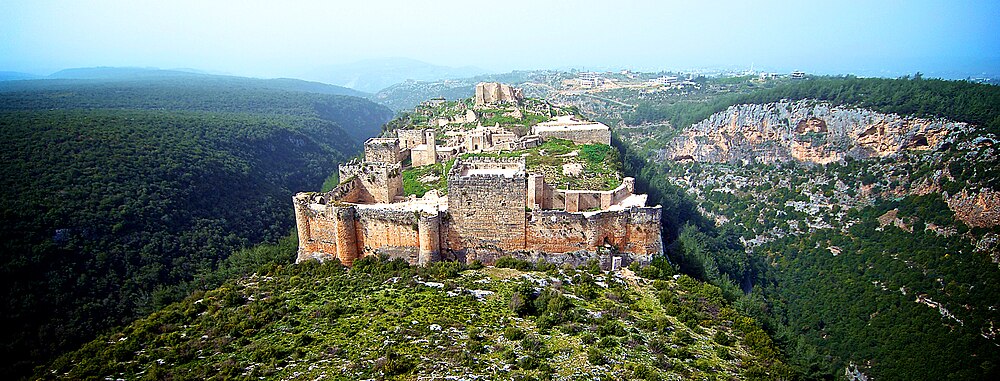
<box><xmin>446</xmin><ymin>157</ymin><xmax>527</xmax><ymax>256</ymax></box>
<box><xmin>364</xmin><ymin>138</ymin><xmax>401</xmax><ymax>164</ymax></box>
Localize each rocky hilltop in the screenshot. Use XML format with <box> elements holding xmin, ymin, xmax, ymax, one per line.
<box><xmin>664</xmin><ymin>100</ymin><xmax>970</xmax><ymax>165</ymax></box>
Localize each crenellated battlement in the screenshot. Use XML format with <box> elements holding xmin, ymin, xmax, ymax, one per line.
<box><xmin>337</xmin><ymin>159</ymin><xmax>402</xmax><ymax>204</ymax></box>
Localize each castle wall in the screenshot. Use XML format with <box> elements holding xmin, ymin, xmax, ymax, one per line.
<box><xmin>364</xmin><ymin>138</ymin><xmax>401</xmax><ymax>164</ymax></box>
<box><xmin>534</xmin><ymin>128</ymin><xmax>611</xmax><ymax>145</ymax></box>
<box><xmin>447</xmin><ymin>158</ymin><xmax>527</xmax><ymax>260</ymax></box>
<box><xmin>524</xmin><ymin>206</ymin><xmax>662</xmax><ymax>268</ymax></box>
<box><xmin>338</xmin><ymin>161</ymin><xmax>402</xmax><ymax>204</ymax></box>
<box><xmin>417</xmin><ymin>213</ymin><xmax>441</xmax><ymax>265</ymax></box>
<box><xmin>353</xmin><ymin>208</ymin><xmax>421</xmax><ymax>262</ymax></box>
<box><xmin>530</xmin><ymin>177</ymin><xmax>636</xmax><ymax>212</ymax></box>
<box><xmin>333</xmin><ymin>207</ymin><xmax>360</xmax><ymax>265</ymax></box>
<box><xmin>398</xmin><ymin>129</ymin><xmax>428</xmax><ymax>150</ymax></box>
<box><xmin>474</xmin><ymin>82</ymin><xmax>523</xmax><ymax>108</ymax></box>
<box><xmin>295</xmin><ymin>193</ymin><xmax>663</xmax><ymax>269</ymax></box>
<box><xmin>327</xmin><ymin>178</ymin><xmax>364</xmax><ymax>203</ymax></box>
<box><xmin>294</xmin><ymin>195</ymin><xmax>362</xmax><ymax>265</ymax></box>
<box><xmin>411</xmin><ymin>145</ymin><xmax>437</xmax><ymax>167</ymax></box>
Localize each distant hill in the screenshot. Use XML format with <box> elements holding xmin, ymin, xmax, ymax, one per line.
<box><xmin>0</xmin><ymin>77</ymin><xmax>392</xmax><ymax>379</ymax></box>
<box><xmin>0</xmin><ymin>71</ymin><xmax>42</xmax><ymax>81</ymax></box>
<box><xmin>48</xmin><ymin>66</ymin><xmax>195</xmax><ymax>79</ymax></box>
<box><xmin>304</xmin><ymin>58</ymin><xmax>488</xmax><ymax>93</ymax></box>
<box><xmin>37</xmin><ymin>66</ymin><xmax>370</xmax><ymax>98</ymax></box>
<box><xmin>0</xmin><ymin>74</ymin><xmax>381</xmax><ymax>141</ymax></box>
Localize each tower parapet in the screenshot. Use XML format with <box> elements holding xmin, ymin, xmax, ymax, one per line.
<box><xmin>364</xmin><ymin>138</ymin><xmax>402</xmax><ymax>164</ymax></box>
<box><xmin>337</xmin><ymin>160</ymin><xmax>402</xmax><ymax>204</ymax></box>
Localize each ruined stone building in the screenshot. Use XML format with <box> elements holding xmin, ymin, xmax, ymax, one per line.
<box><xmin>293</xmin><ymin>131</ymin><xmax>663</xmax><ymax>270</ymax></box>
<box><xmin>532</xmin><ymin>115</ymin><xmax>612</xmax><ymax>145</ymax></box>
<box><xmin>474</xmin><ymin>82</ymin><xmax>523</xmax><ymax>108</ymax></box>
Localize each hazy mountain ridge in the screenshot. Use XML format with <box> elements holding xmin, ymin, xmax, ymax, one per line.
<box><xmin>4</xmin><ymin>66</ymin><xmax>370</xmax><ymax>97</ymax></box>
<box><xmin>0</xmin><ymin>71</ymin><xmax>43</xmax><ymax>81</ymax></box>
<box><xmin>0</xmin><ymin>74</ymin><xmax>388</xmax><ymax>142</ymax></box>
<box><xmin>305</xmin><ymin>58</ymin><xmax>488</xmax><ymax>93</ymax></box>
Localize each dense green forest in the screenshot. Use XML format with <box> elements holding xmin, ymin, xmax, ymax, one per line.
<box><xmin>0</xmin><ymin>73</ymin><xmax>385</xmax><ymax>142</ymax></box>
<box><xmin>615</xmin><ymin>76</ymin><xmax>1000</xmax><ymax>379</ymax></box>
<box><xmin>0</xmin><ymin>78</ymin><xmax>392</xmax><ymax>378</ymax></box>
<box><xmin>756</xmin><ymin>195</ymin><xmax>1000</xmax><ymax>379</ymax></box>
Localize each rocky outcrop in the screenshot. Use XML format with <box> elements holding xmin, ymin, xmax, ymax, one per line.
<box><xmin>664</xmin><ymin>100</ymin><xmax>967</xmax><ymax>165</ymax></box>
<box><xmin>948</xmin><ymin>188</ymin><xmax>1000</xmax><ymax>228</ymax></box>
<box><xmin>474</xmin><ymin>82</ymin><xmax>523</xmax><ymax>108</ymax></box>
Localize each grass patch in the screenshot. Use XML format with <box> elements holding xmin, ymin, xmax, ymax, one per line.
<box><xmin>402</xmin><ymin>159</ymin><xmax>455</xmax><ymax>197</ymax></box>
<box><xmin>463</xmin><ymin>139</ymin><xmax>623</xmax><ymax>191</ymax></box>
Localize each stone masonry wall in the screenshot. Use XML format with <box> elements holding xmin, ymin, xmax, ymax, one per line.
<box><xmin>364</xmin><ymin>138</ymin><xmax>401</xmax><ymax>164</ymax></box>
<box><xmin>295</xmin><ymin>197</ymin><xmax>443</xmax><ymax>266</ymax></box>
<box><xmin>295</xmin><ymin>191</ymin><xmax>662</xmax><ymax>269</ymax></box>
<box><xmin>353</xmin><ymin>208</ymin><xmax>421</xmax><ymax>262</ymax></box>
<box><xmin>534</xmin><ymin>127</ymin><xmax>611</xmax><ymax>145</ymax></box>
<box><xmin>525</xmin><ymin>206</ymin><xmax>662</xmax><ymax>266</ymax></box>
<box><xmin>338</xmin><ymin>160</ymin><xmax>402</xmax><ymax>204</ymax></box>
<box><xmin>474</xmin><ymin>82</ymin><xmax>523</xmax><ymax>108</ymax></box>
<box><xmin>411</xmin><ymin>145</ymin><xmax>437</xmax><ymax>167</ymax></box>
<box><xmin>397</xmin><ymin>129</ymin><xmax>428</xmax><ymax>150</ymax></box>
<box><xmin>447</xmin><ymin>157</ymin><xmax>527</xmax><ymax>260</ymax></box>
<box><xmin>529</xmin><ymin>176</ymin><xmax>636</xmax><ymax>212</ymax></box>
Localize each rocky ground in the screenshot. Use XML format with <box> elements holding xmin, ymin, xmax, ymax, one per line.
<box><xmin>37</xmin><ymin>260</ymin><xmax>790</xmax><ymax>380</ymax></box>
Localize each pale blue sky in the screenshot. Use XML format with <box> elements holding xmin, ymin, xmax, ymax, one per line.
<box><xmin>1</xmin><ymin>0</ymin><xmax>998</xmax><ymax>78</ymax></box>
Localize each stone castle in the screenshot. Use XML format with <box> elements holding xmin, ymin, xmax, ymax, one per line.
<box><xmin>293</xmin><ymin>84</ymin><xmax>662</xmax><ymax>269</ymax></box>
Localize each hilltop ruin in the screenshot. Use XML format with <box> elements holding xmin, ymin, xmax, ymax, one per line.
<box><xmin>293</xmin><ymin>83</ymin><xmax>662</xmax><ymax>269</ymax></box>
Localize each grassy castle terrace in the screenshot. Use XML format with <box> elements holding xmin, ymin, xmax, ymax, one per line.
<box><xmin>403</xmin><ymin>139</ymin><xmax>623</xmax><ymax>197</ymax></box>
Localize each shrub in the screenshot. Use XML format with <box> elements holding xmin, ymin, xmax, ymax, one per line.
<box><xmin>503</xmin><ymin>326</ymin><xmax>525</xmax><ymax>341</ymax></box>
<box><xmin>496</xmin><ymin>256</ymin><xmax>534</xmax><ymax>271</ymax></box>
<box><xmin>597</xmin><ymin>319</ymin><xmax>626</xmax><ymax>337</ymax></box>
<box><xmin>712</xmin><ymin>330</ymin><xmax>733</xmax><ymax>346</ymax></box>
<box><xmin>587</xmin><ymin>347</ymin><xmax>607</xmax><ymax>365</ymax></box>
<box><xmin>598</xmin><ymin>336</ymin><xmax>618</xmax><ymax>349</ymax></box>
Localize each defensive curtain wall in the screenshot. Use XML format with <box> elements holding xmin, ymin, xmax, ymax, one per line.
<box><xmin>531</xmin><ymin>115</ymin><xmax>612</xmax><ymax>145</ymax></box>
<box><xmin>294</xmin><ymin>155</ymin><xmax>663</xmax><ymax>269</ymax></box>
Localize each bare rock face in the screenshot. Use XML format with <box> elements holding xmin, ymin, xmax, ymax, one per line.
<box><xmin>664</xmin><ymin>100</ymin><xmax>966</xmax><ymax>165</ymax></box>
<box><xmin>474</xmin><ymin>82</ymin><xmax>523</xmax><ymax>108</ymax></box>
<box><xmin>948</xmin><ymin>188</ymin><xmax>1000</xmax><ymax>228</ymax></box>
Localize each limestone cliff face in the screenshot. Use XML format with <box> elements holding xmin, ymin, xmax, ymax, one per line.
<box><xmin>664</xmin><ymin>100</ymin><xmax>966</xmax><ymax>165</ymax></box>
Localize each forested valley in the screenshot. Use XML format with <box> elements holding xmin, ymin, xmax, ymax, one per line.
<box><xmin>0</xmin><ymin>74</ymin><xmax>393</xmax><ymax>378</ymax></box>
<box><xmin>615</xmin><ymin>75</ymin><xmax>1000</xmax><ymax>380</ymax></box>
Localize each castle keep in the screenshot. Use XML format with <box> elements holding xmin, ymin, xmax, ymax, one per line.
<box><xmin>293</xmin><ymin>84</ymin><xmax>663</xmax><ymax>269</ymax></box>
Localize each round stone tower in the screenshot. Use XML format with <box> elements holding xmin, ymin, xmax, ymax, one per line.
<box><xmin>332</xmin><ymin>206</ymin><xmax>359</xmax><ymax>265</ymax></box>
<box><xmin>417</xmin><ymin>212</ymin><xmax>441</xmax><ymax>266</ymax></box>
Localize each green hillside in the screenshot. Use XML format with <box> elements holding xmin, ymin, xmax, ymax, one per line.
<box><xmin>0</xmin><ymin>79</ymin><xmax>392</xmax><ymax>378</ymax></box>
<box><xmin>613</xmin><ymin>76</ymin><xmax>1000</xmax><ymax>380</ymax></box>
<box><xmin>36</xmin><ymin>255</ymin><xmax>792</xmax><ymax>380</ymax></box>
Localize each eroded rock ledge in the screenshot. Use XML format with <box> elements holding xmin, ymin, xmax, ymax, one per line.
<box><xmin>663</xmin><ymin>99</ymin><xmax>969</xmax><ymax>165</ymax></box>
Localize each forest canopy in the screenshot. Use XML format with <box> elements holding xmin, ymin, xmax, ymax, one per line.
<box><xmin>0</xmin><ymin>77</ymin><xmax>392</xmax><ymax>378</ymax></box>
